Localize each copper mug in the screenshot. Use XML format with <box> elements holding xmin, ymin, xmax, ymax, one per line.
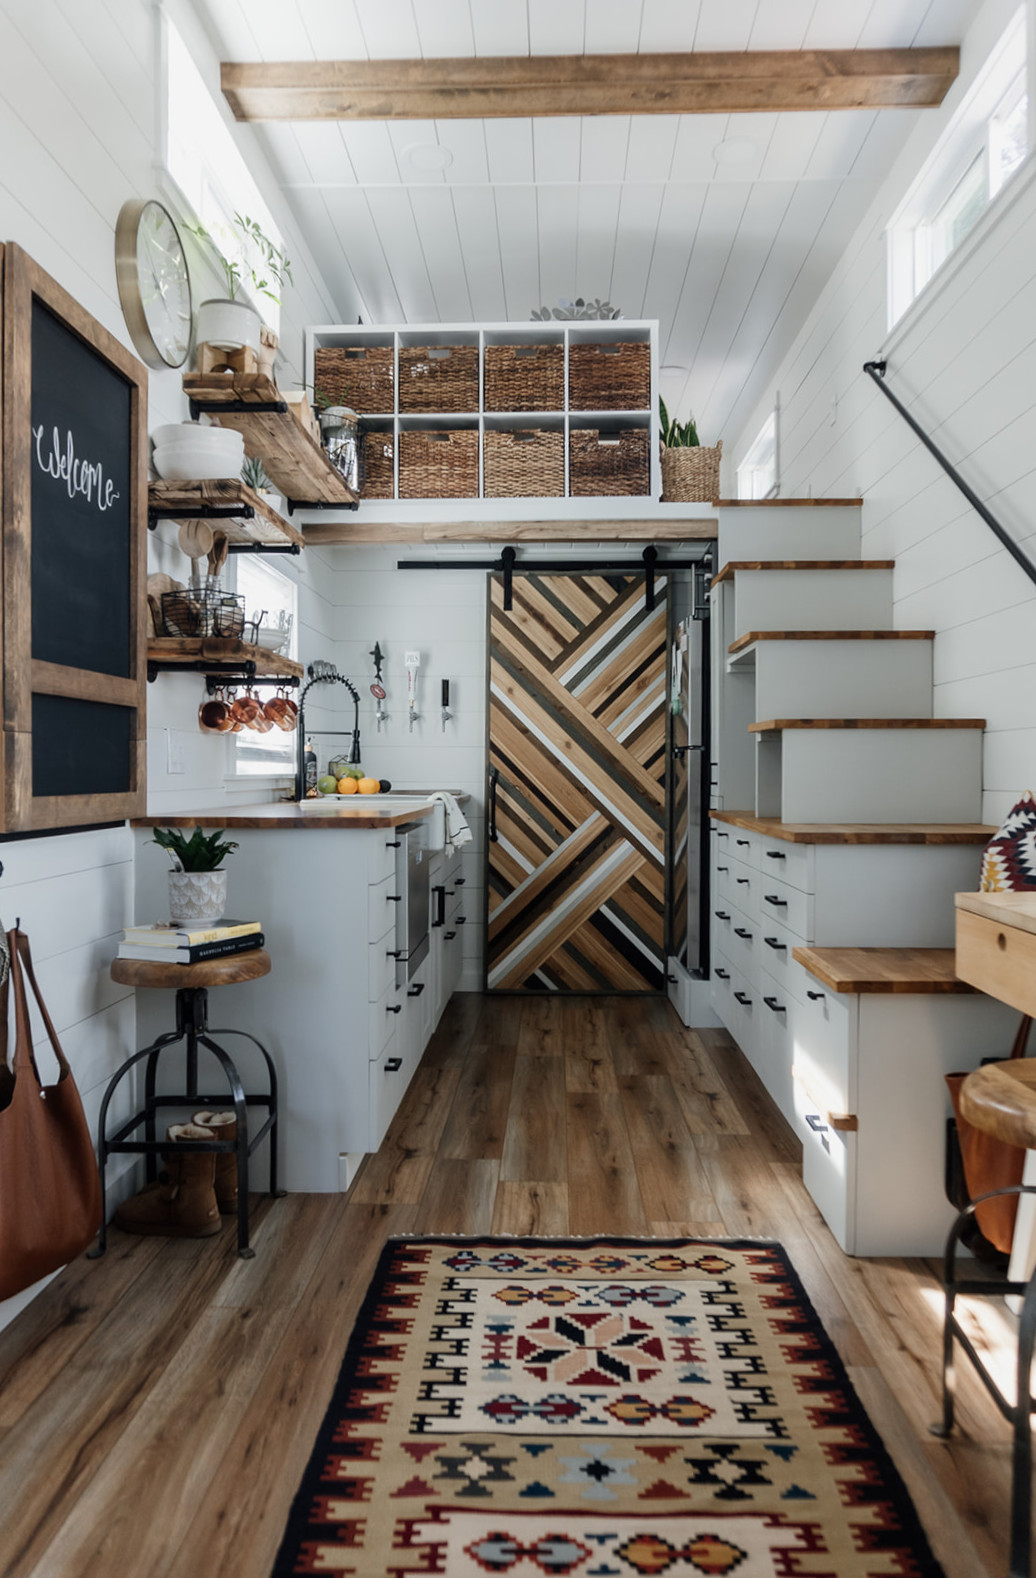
<box><xmin>199</xmin><ymin>686</ymin><xmax>233</xmax><ymax>733</ymax></box>
<box><xmin>231</xmin><ymin>686</ymin><xmax>263</xmax><ymax>729</ymax></box>
<box><xmin>264</xmin><ymin>687</ymin><xmax>296</xmax><ymax>730</ymax></box>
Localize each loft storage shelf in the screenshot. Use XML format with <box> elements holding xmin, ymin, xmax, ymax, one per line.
<box><xmin>306</xmin><ymin>320</ymin><xmax>661</xmax><ymax>508</ymax></box>
<box><xmin>148</xmin><ymin>480</ymin><xmax>305</xmax><ymax>552</ymax></box>
<box><xmin>182</xmin><ymin>373</ymin><xmax>357</xmax><ymax>509</ymax></box>
<box><xmin>147</xmin><ymin>637</ymin><xmax>304</xmax><ymax>684</ymax></box>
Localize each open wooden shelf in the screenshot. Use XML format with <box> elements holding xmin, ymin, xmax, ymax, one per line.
<box><xmin>146</xmin><ymin>637</ymin><xmax>304</xmax><ymax>684</ymax></box>
<box><xmin>182</xmin><ymin>373</ymin><xmax>356</xmax><ymax>508</ymax></box>
<box><xmin>148</xmin><ymin>479</ymin><xmax>304</xmax><ymax>550</ymax></box>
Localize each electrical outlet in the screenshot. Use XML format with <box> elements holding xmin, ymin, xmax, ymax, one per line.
<box><xmin>405</xmin><ymin>650</ymin><xmax>421</xmax><ymax>668</ymax></box>
<box><xmin>166</xmin><ymin>731</ymin><xmax>185</xmax><ymax>775</ymax></box>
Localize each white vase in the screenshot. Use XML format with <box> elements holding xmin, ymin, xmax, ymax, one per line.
<box><xmin>196</xmin><ymin>298</ymin><xmax>261</xmax><ymax>353</ymax></box>
<box><xmin>168</xmin><ymin>869</ymin><xmax>228</xmax><ymax>926</ymax></box>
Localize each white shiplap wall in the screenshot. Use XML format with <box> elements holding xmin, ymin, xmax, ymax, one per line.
<box><xmin>0</xmin><ymin>0</ymin><xmax>349</xmax><ymax>1328</ymax></box>
<box><xmin>731</xmin><ymin>0</ymin><xmax>1036</xmax><ymax>826</ymax></box>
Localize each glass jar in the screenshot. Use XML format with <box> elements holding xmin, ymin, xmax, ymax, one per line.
<box><xmin>320</xmin><ymin>406</ymin><xmax>366</xmax><ymax>493</ymax></box>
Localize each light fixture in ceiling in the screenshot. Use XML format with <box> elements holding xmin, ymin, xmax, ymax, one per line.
<box><xmin>402</xmin><ymin>142</ymin><xmax>454</xmax><ymax>172</ymax></box>
<box><xmin>712</xmin><ymin>137</ymin><xmax>758</xmax><ymax>166</ymax></box>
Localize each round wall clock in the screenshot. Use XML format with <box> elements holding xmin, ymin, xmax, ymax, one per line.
<box><xmin>114</xmin><ymin>197</ymin><xmax>193</xmax><ymax>370</ymax></box>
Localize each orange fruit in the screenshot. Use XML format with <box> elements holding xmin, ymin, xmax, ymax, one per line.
<box><xmin>337</xmin><ymin>776</ymin><xmax>358</xmax><ymax>794</ymax></box>
<box><xmin>357</xmin><ymin>777</ymin><xmax>380</xmax><ymax>795</ymax></box>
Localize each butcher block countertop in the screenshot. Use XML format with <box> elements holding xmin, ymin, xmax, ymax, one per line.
<box><xmin>132</xmin><ymin>794</ymin><xmax>468</xmax><ymax>831</ymax></box>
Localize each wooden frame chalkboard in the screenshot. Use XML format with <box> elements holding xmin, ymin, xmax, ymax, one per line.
<box><xmin>1</xmin><ymin>243</ymin><xmax>148</xmax><ymax>831</ymax></box>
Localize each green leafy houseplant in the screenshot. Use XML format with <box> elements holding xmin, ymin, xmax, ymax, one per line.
<box><xmin>186</xmin><ymin>214</ymin><xmax>293</xmax><ymax>305</ymax></box>
<box><xmin>152</xmin><ymin>827</ymin><xmax>239</xmax><ymax>872</ymax></box>
<box><xmin>659</xmin><ymin>396</ymin><xmax>700</xmax><ymax>448</ymax></box>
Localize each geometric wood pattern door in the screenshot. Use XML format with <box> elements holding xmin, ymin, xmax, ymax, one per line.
<box><xmin>486</xmin><ymin>571</ymin><xmax>669</xmax><ymax>992</ymax></box>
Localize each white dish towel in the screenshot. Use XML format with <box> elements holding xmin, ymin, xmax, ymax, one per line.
<box><xmin>426</xmin><ymin>792</ymin><xmax>472</xmax><ymax>859</ymax></box>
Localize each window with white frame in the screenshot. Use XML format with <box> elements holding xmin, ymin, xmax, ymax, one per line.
<box><xmin>230</xmin><ymin>558</ymin><xmax>298</xmax><ymax>778</ymax></box>
<box><xmin>737</xmin><ymin>409</ymin><xmax>778</xmax><ymax>500</ymax></box>
<box><xmin>162</xmin><ymin>16</ymin><xmax>285</xmax><ymax>334</ymax></box>
<box><xmin>887</xmin><ymin>6</ymin><xmax>1031</xmax><ymax>329</ymax></box>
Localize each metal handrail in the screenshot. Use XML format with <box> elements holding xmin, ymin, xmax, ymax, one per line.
<box><xmin>863</xmin><ymin>359</ymin><xmax>1036</xmax><ymax>590</ymax></box>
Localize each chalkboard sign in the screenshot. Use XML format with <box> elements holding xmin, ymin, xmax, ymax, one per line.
<box><xmin>1</xmin><ymin>243</ymin><xmax>148</xmax><ymax>833</ymax></box>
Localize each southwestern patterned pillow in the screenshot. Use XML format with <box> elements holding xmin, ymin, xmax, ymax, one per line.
<box><xmin>981</xmin><ymin>791</ymin><xmax>1036</xmax><ymax>890</ymax></box>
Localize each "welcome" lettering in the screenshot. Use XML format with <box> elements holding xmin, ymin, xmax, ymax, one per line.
<box><xmin>32</xmin><ymin>423</ymin><xmax>120</xmax><ymax>513</ymax></box>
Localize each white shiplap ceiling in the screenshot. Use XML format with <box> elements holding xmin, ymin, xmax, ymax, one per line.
<box><xmin>189</xmin><ymin>0</ymin><xmax>980</xmax><ymax>447</ymax></box>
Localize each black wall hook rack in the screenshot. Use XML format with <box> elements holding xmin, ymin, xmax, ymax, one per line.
<box><xmin>204</xmin><ymin>673</ymin><xmax>299</xmax><ymax>694</ymax></box>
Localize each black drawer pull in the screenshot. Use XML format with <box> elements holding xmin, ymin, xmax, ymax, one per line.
<box><xmin>714</xmin><ymin>910</ymin><xmax>730</xmax><ymax>921</ymax></box>
<box><xmin>765</xmin><ymin>850</ymin><xmax>785</xmax><ymax>860</ymax></box>
<box><xmin>445</xmin><ymin>930</ymin><xmax>457</xmax><ymax>940</ymax></box>
<box><xmin>387</xmin><ymin>1003</ymin><xmax>402</xmax><ymax>1014</ymax></box>
<box><xmin>736</xmin><ymin>838</ymin><xmax>750</xmax><ymax>847</ymax></box>
<box><xmin>763</xmin><ymin>996</ymin><xmax>785</xmax><ymax>1013</ymax></box>
<box><xmin>733</xmin><ymin>991</ymin><xmax>752</xmax><ymax>1006</ymax></box>
<box><xmin>807</xmin><ymin>990</ymin><xmax>825</xmax><ymax>1002</ymax></box>
<box><xmin>456</xmin><ymin>915</ymin><xmax>467</xmax><ymax>924</ymax></box>
<box><xmin>764</xmin><ymin>894</ymin><xmax>787</xmax><ymax>907</ymax></box>
<box><xmin>386</xmin><ymin>949</ymin><xmax>402</xmax><ymax>959</ymax></box>
<box><xmin>733</xmin><ymin>927</ymin><xmax>752</xmax><ymax>939</ymax></box>
<box><xmin>805</xmin><ymin>1113</ymin><xmax>828</xmax><ymax>1134</ymax></box>
<box><xmin>736</xmin><ymin>877</ymin><xmax>750</xmax><ymax>886</ymax></box>
<box><xmin>386</xmin><ymin>839</ymin><xmax>401</xmax><ymax>848</ymax></box>
<box><xmin>763</xmin><ymin>937</ymin><xmax>786</xmax><ymax>951</ymax></box>
<box><xmin>454</xmin><ymin>877</ymin><xmax>467</xmax><ymax>886</ymax></box>
<box><xmin>387</xmin><ymin>893</ymin><xmax>402</xmax><ymax>903</ymax></box>
<box><xmin>716</xmin><ymin>830</ymin><xmax>729</xmax><ymax>839</ymax></box>
<box><xmin>714</xmin><ymin>968</ymin><xmax>730</xmax><ymax>980</ymax></box>
<box><xmin>385</xmin><ymin>1057</ymin><xmax>403</xmax><ymax>1073</ymax></box>
<box><xmin>716</xmin><ymin>865</ymin><xmax>729</xmax><ymax>873</ymax></box>
<box><xmin>408</xmin><ymin>982</ymin><xmax>425</xmax><ymax>997</ymax></box>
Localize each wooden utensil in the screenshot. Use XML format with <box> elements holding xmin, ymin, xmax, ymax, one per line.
<box><xmin>207</xmin><ymin>531</ymin><xmax>229</xmax><ymax>580</ymax></box>
<box><xmin>178</xmin><ymin>520</ymin><xmax>214</xmax><ymax>559</ymax></box>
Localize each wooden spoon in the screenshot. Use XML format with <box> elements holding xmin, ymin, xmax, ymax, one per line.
<box><xmin>178</xmin><ymin>519</ymin><xmax>214</xmax><ymax>559</ymax></box>
<box><xmin>207</xmin><ymin>531</ymin><xmax>229</xmax><ymax>580</ymax></box>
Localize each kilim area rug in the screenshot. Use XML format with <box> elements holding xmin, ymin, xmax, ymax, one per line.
<box><xmin>271</xmin><ymin>1237</ymin><xmax>945</xmax><ymax>1577</ymax></box>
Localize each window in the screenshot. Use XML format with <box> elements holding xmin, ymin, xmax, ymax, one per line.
<box><xmin>888</xmin><ymin>7</ymin><xmax>1030</xmax><ymax>328</ymax></box>
<box><xmin>161</xmin><ymin>16</ymin><xmax>285</xmax><ymax>334</ymax></box>
<box><xmin>230</xmin><ymin>558</ymin><xmax>298</xmax><ymax>778</ymax></box>
<box><xmin>737</xmin><ymin>409</ymin><xmax>778</xmax><ymax>500</ymax></box>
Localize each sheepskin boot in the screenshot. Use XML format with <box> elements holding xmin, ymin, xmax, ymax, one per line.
<box><xmin>192</xmin><ymin>1109</ymin><xmax>239</xmax><ymax>1213</ymax></box>
<box><xmin>114</xmin><ymin>1123</ymin><xmax>221</xmax><ymax>1237</ymax></box>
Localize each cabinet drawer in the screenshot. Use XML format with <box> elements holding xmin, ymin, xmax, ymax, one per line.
<box><xmin>756</xmin><ymin>919</ymin><xmax>801</xmax><ymax>997</ymax></box>
<box><xmin>757</xmin><ymin>968</ymin><xmax>795</xmax><ymax>1125</ymax></box>
<box><xmin>724</xmin><ymin>863</ymin><xmax>760</xmax><ymax>921</ymax></box>
<box><xmin>368</xmin><ymin>932</ymin><xmax>398</xmax><ymax>1001</ymax></box>
<box><xmin>757</xmin><ymin>835</ymin><xmax>814</xmax><ymax>893</ymax></box>
<box><xmin>956</xmin><ymin>907</ymin><xmax>1036</xmax><ymax>1017</ymax></box>
<box><xmin>368</xmin><ymin>871</ymin><xmax>400</xmax><ymax>941</ymax></box>
<box><xmin>369</xmin><ymin>980</ymin><xmax>404</xmax><ymax>1059</ymax></box>
<box><xmin>725</xmin><ymin>901</ymin><xmax>759</xmax><ymax>977</ymax></box>
<box><xmin>730</xmin><ymin>831</ymin><xmax>758</xmax><ymax>869</ymax></box>
<box><xmin>370</xmin><ymin>832</ymin><xmax>402</xmax><ymax>886</ymax></box>
<box><xmin>711</xmin><ymin>948</ymin><xmax>736</xmax><ymax>1032</ymax></box>
<box><xmin>369</xmin><ymin>1031</ymin><xmax>409</xmax><ymax>1152</ymax></box>
<box><xmin>800</xmin><ymin>1113</ymin><xmax>856</xmax><ymax>1254</ymax></box>
<box><xmin>787</xmin><ymin>978</ymin><xmax>854</xmax><ymax>1115</ymax></box>
<box><xmin>758</xmin><ymin>872</ymin><xmax>811</xmax><ymax>941</ymax></box>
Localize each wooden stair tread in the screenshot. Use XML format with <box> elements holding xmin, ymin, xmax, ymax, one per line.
<box><xmin>711</xmin><ymin>810</ymin><xmax>994</xmax><ymax>845</ymax></box>
<box><xmin>713</xmin><ymin>559</ymin><xmax>894</xmax><ymax>585</ymax></box>
<box><xmin>729</xmin><ymin>629</ymin><xmax>934</xmax><ymax>654</ymax></box>
<box><xmin>716</xmin><ymin>497</ymin><xmax>863</xmax><ymax>507</ymax></box>
<box><xmin>749</xmin><ymin>717</ymin><xmax>985</xmax><ymax>732</ymax></box>
<box><xmin>792</xmin><ymin>946</ymin><xmax>971</xmax><ymax>994</ymax></box>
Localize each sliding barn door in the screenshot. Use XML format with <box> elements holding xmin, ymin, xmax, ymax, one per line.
<box><xmin>487</xmin><ymin>571</ymin><xmax>668</xmax><ymax>992</ymax></box>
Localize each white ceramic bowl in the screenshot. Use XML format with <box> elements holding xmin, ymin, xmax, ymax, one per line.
<box><xmin>152</xmin><ymin>444</ymin><xmax>243</xmax><ymax>482</ymax></box>
<box><xmin>252</xmin><ymin>628</ymin><xmax>288</xmax><ymax>651</ymax></box>
<box><xmin>152</xmin><ymin>431</ymin><xmax>243</xmax><ymax>457</ymax></box>
<box><xmin>151</xmin><ymin>422</ymin><xmax>242</xmax><ymax>449</ymax></box>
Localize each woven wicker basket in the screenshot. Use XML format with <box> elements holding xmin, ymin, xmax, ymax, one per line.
<box><xmin>484</xmin><ymin>344</ymin><xmax>564</xmax><ymax>412</ymax></box>
<box><xmin>569</xmin><ymin>428</ymin><xmax>650</xmax><ymax>497</ymax></box>
<box><xmin>314</xmin><ymin>345</ymin><xmax>394</xmax><ymax>413</ymax></box>
<box><xmin>484</xmin><ymin>429</ymin><xmax>564</xmax><ymax>498</ymax></box>
<box><xmin>361</xmin><ymin>431</ymin><xmax>395</xmax><ymax>499</ymax></box>
<box><xmin>398</xmin><ymin>428</ymin><xmax>479</xmax><ymax>499</ymax></box>
<box><xmin>398</xmin><ymin>346</ymin><xmax>479</xmax><ymax>413</ymax></box>
<box><xmin>660</xmin><ymin>440</ymin><xmax>722</xmax><ymax>503</ymax></box>
<box><xmin>568</xmin><ymin>341</ymin><xmax>651</xmax><ymax>411</ymax></box>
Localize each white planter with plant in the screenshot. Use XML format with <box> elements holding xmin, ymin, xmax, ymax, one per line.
<box><xmin>659</xmin><ymin>398</ymin><xmax>722</xmax><ymax>503</ymax></box>
<box><xmin>189</xmin><ymin>213</ymin><xmax>293</xmax><ymax>360</ymax></box>
<box><xmin>153</xmin><ymin>827</ymin><xmax>239</xmax><ymax>926</ymax></box>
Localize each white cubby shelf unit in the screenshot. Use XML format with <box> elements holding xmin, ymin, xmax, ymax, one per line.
<box><xmin>305</xmin><ymin>321</ymin><xmax>662</xmax><ymax>516</ymax></box>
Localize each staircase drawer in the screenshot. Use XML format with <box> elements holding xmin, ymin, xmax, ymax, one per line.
<box><xmin>788</xmin><ymin>979</ymin><xmax>854</xmax><ymax>1115</ymax></box>
<box><xmin>758</xmin><ymin>872</ymin><xmax>812</xmax><ymax>940</ymax></box>
<box><xmin>800</xmin><ymin>1108</ymin><xmax>856</xmax><ymax>1255</ymax></box>
<box><xmin>757</xmin><ymin>835</ymin><xmax>814</xmax><ymax>893</ymax></box>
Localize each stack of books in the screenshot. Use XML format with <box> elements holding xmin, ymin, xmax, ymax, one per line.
<box><xmin>116</xmin><ymin>919</ymin><xmax>264</xmax><ymax>964</ymax></box>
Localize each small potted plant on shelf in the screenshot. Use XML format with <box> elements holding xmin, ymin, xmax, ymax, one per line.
<box><xmin>152</xmin><ymin>827</ymin><xmax>239</xmax><ymax>926</ymax></box>
<box><xmin>659</xmin><ymin>397</ymin><xmax>722</xmax><ymax>503</ymax></box>
<box><xmin>241</xmin><ymin>455</ymin><xmax>281</xmax><ymax>508</ymax></box>
<box><xmin>188</xmin><ymin>213</ymin><xmax>293</xmax><ymax>374</ymax></box>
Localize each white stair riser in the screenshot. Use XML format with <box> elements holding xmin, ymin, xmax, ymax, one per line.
<box><xmin>718</xmin><ymin>505</ymin><xmax>861</xmax><ymax>563</ymax></box>
<box><xmin>752</xmin><ymin>641</ymin><xmax>933</xmax><ymax>719</ymax></box>
<box><xmin>733</xmin><ymin>569</ymin><xmax>893</xmax><ymax>639</ymax></box>
<box><xmin>777</xmin><ymin>729</ymin><xmax>982</xmax><ymax>824</ymax></box>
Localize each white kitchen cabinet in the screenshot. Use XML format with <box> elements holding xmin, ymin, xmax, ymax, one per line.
<box><xmin>133</xmin><ymin>821</ymin><xmax>456</xmax><ymax>1191</ymax></box>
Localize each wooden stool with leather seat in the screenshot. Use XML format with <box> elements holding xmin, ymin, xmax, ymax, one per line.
<box><xmin>933</xmin><ymin>1058</ymin><xmax>1036</xmax><ymax>1577</ymax></box>
<box><xmin>90</xmin><ymin>950</ymin><xmax>280</xmax><ymax>1260</ymax></box>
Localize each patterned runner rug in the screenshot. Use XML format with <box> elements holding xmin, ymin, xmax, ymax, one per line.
<box><xmin>272</xmin><ymin>1237</ymin><xmax>945</xmax><ymax>1576</ymax></box>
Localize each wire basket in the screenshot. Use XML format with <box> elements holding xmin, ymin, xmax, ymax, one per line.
<box><xmin>314</xmin><ymin>345</ymin><xmax>394</xmax><ymax>413</ymax></box>
<box><xmin>161</xmin><ymin>590</ymin><xmax>245</xmax><ymax>639</ymax></box>
<box><xmin>484</xmin><ymin>429</ymin><xmax>564</xmax><ymax>497</ymax></box>
<box><xmin>660</xmin><ymin>441</ymin><xmax>722</xmax><ymax>502</ymax></box>
<box><xmin>484</xmin><ymin>344</ymin><xmax>564</xmax><ymax>412</ymax></box>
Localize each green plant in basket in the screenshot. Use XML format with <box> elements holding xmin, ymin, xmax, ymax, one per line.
<box><xmin>152</xmin><ymin>827</ymin><xmax>239</xmax><ymax>872</ymax></box>
<box><xmin>659</xmin><ymin>397</ymin><xmax>700</xmax><ymax>448</ymax></box>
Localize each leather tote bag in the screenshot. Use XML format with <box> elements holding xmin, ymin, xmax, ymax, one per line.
<box><xmin>945</xmin><ymin>1013</ymin><xmax>1031</xmax><ymax>1257</ymax></box>
<box><xmin>0</xmin><ymin>927</ymin><xmax>102</xmax><ymax>1300</ymax></box>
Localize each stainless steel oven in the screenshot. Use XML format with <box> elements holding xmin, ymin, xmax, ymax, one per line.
<box><xmin>394</xmin><ymin>821</ymin><xmax>430</xmax><ymax>989</ymax></box>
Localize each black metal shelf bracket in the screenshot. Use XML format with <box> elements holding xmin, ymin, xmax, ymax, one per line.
<box><xmin>226</xmin><ymin>542</ymin><xmax>302</xmax><ymax>555</ymax></box>
<box><xmin>285</xmin><ymin>497</ymin><xmax>359</xmax><ymax>516</ymax></box>
<box><xmin>204</xmin><ymin>672</ymin><xmax>299</xmax><ymax>694</ymax></box>
<box><xmin>187</xmin><ymin>398</ymin><xmax>288</xmax><ymax>420</ymax></box>
<box><xmin>148</xmin><ymin>501</ymin><xmax>255</xmax><ymax>532</ymax></box>
<box><xmin>863</xmin><ymin>359</ymin><xmax>1036</xmax><ymax>591</ymax></box>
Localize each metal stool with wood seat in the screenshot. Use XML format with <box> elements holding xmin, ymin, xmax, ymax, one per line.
<box><xmin>90</xmin><ymin>950</ymin><xmax>280</xmax><ymax>1260</ymax></box>
<box><xmin>932</xmin><ymin>1059</ymin><xmax>1036</xmax><ymax>1578</ymax></box>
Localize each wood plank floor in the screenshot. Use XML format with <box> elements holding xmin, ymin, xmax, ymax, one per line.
<box><xmin>0</xmin><ymin>994</ymin><xmax>1022</xmax><ymax>1577</ymax></box>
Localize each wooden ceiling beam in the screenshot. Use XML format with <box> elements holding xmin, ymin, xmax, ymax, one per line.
<box><xmin>221</xmin><ymin>48</ymin><xmax>959</xmax><ymax>123</ymax></box>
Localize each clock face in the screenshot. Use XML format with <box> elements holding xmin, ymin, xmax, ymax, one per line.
<box><xmin>115</xmin><ymin>198</ymin><xmax>192</xmax><ymax>370</ymax></box>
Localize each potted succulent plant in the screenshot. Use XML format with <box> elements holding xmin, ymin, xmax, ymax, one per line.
<box><xmin>152</xmin><ymin>827</ymin><xmax>239</xmax><ymax>926</ymax></box>
<box><xmin>659</xmin><ymin>396</ymin><xmax>722</xmax><ymax>502</ymax></box>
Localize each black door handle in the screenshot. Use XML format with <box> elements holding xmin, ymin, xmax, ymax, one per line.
<box><xmin>432</xmin><ymin>884</ymin><xmax>446</xmax><ymax>926</ymax></box>
<box><xmin>386</xmin><ymin>839</ymin><xmax>401</xmax><ymax>848</ymax></box>
<box><xmin>488</xmin><ymin>765</ymin><xmax>499</xmax><ymax>842</ymax></box>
